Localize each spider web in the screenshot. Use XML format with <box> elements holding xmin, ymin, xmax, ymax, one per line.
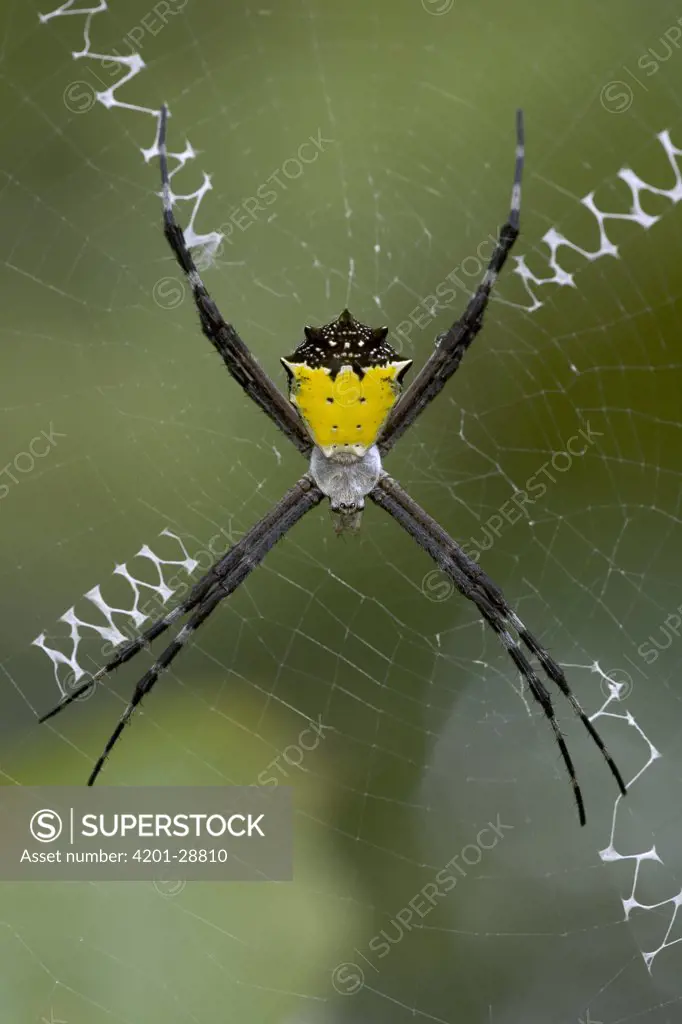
<box><xmin>2</xmin><ymin>1</ymin><xmax>682</xmax><ymax>1022</ymax></box>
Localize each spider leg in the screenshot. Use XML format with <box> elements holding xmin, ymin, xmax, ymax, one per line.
<box><xmin>87</xmin><ymin>476</ymin><xmax>321</xmax><ymax>784</ymax></box>
<box><xmin>379</xmin><ymin>110</ymin><xmax>524</xmax><ymax>455</ymax></box>
<box><xmin>85</xmin><ymin>584</ymin><xmax>230</xmax><ymax>785</ymax></box>
<box><xmin>40</xmin><ymin>476</ymin><xmax>323</xmax><ymax>783</ymax></box>
<box><xmin>370</xmin><ymin>474</ymin><xmax>627</xmax><ymax>825</ymax></box>
<box><xmin>158</xmin><ymin>105</ymin><xmax>311</xmax><ymax>456</ymax></box>
<box><xmin>405</xmin><ymin>514</ymin><xmax>627</xmax><ymax>801</ymax></box>
<box><xmin>40</xmin><ymin>476</ymin><xmax>321</xmax><ymax>723</ymax></box>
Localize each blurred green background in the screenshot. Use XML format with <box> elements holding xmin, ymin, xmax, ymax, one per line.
<box><xmin>2</xmin><ymin>0</ymin><xmax>682</xmax><ymax>1021</ymax></box>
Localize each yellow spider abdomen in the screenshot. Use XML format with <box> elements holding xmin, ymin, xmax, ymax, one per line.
<box><xmin>281</xmin><ymin>361</ymin><xmax>410</xmax><ymax>455</ymax></box>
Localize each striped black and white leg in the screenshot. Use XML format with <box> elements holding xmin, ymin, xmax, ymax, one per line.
<box><xmin>379</xmin><ymin>109</ymin><xmax>524</xmax><ymax>455</ymax></box>
<box><xmin>40</xmin><ymin>477</ymin><xmax>323</xmax><ymax>784</ymax></box>
<box><xmin>387</xmin><ymin>490</ymin><xmax>628</xmax><ymax>805</ymax></box>
<box><xmin>370</xmin><ymin>473</ymin><xmax>627</xmax><ymax>825</ymax></box>
<box><xmin>40</xmin><ymin>477</ymin><xmax>321</xmax><ymax>723</ymax></box>
<box><xmin>84</xmin><ymin>476</ymin><xmax>322</xmax><ymax>785</ymax></box>
<box><xmin>158</xmin><ymin>105</ymin><xmax>312</xmax><ymax>457</ymax></box>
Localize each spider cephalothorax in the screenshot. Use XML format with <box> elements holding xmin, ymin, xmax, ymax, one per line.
<box><xmin>281</xmin><ymin>308</ymin><xmax>412</xmax><ymax>459</ymax></box>
<box><xmin>40</xmin><ymin>107</ymin><xmax>629</xmax><ymax>829</ymax></box>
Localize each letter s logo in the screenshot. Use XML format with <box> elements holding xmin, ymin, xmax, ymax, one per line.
<box><xmin>30</xmin><ymin>809</ymin><xmax>63</xmax><ymax>842</ymax></box>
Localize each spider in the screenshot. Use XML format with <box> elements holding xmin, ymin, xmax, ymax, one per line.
<box><xmin>40</xmin><ymin>106</ymin><xmax>627</xmax><ymax>825</ymax></box>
